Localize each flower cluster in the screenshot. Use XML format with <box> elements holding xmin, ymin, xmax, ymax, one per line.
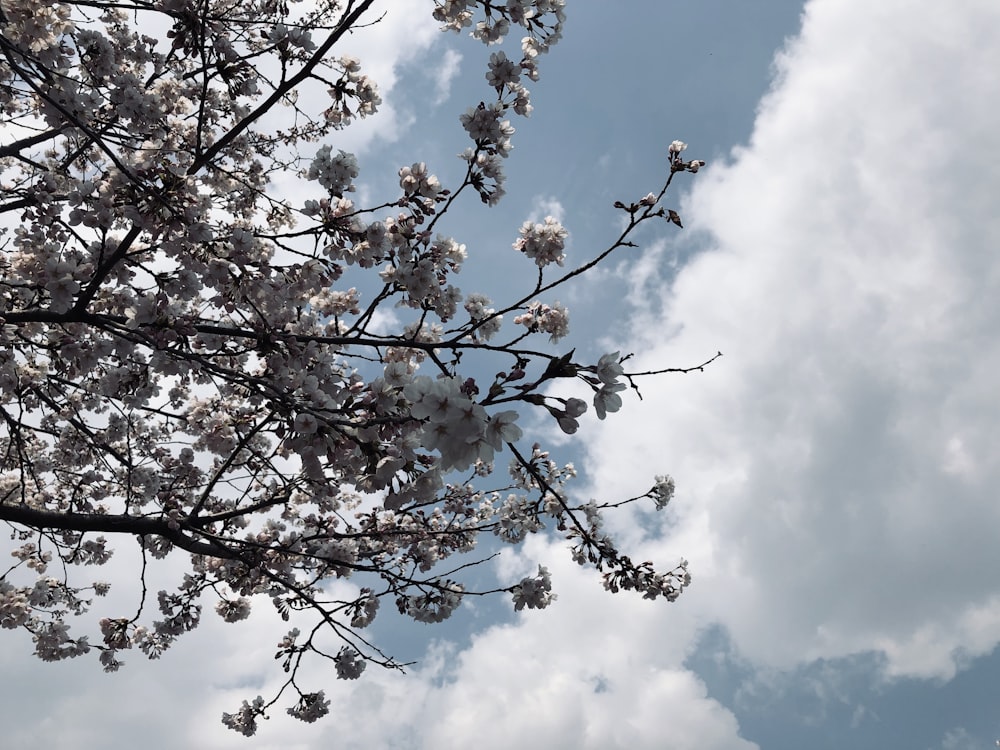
<box><xmin>668</xmin><ymin>140</ymin><xmax>707</xmax><ymax>173</ymax></box>
<box><xmin>401</xmin><ymin>582</ymin><xmax>465</xmax><ymax>624</ymax></box>
<box><xmin>222</xmin><ymin>697</ymin><xmax>266</xmax><ymax>737</ymax></box>
<box><xmin>461</xmin><ymin>101</ymin><xmax>515</xmax><ymax>152</ymax></box>
<box><xmin>463</xmin><ymin>292</ymin><xmax>503</xmax><ymax>341</ymax></box>
<box><xmin>513</xmin><ymin>300</ymin><xmax>570</xmax><ymax>341</ymax></box>
<box><xmin>324</xmin><ymin>56</ymin><xmax>382</xmax><ymax>127</ymax></box>
<box><xmin>334</xmin><ymin>648</ymin><xmax>367</xmax><ymax>680</ymax></box>
<box><xmin>592</xmin><ymin>351</ymin><xmax>628</xmax><ymax>420</ymax></box>
<box><xmin>403</xmin><ymin>376</ymin><xmax>523</xmax><ymax>471</ymax></box>
<box><xmin>215</xmin><ymin>597</ymin><xmax>252</xmax><ymax>623</ymax></box>
<box><xmin>513</xmin><ymin>215</ymin><xmax>568</xmax><ymax>267</ymax></box>
<box><xmin>512</xmin><ymin>565</ymin><xmax>555</xmax><ymax>610</ymax></box>
<box><xmin>399</xmin><ymin>162</ymin><xmax>443</xmax><ymax>199</ymax></box>
<box><xmin>308</xmin><ymin>146</ymin><xmax>360</xmax><ymax>197</ymax></box>
<box><xmin>649</xmin><ymin>475</ymin><xmax>676</xmax><ymax>510</ymax></box>
<box><xmin>441</xmin><ymin>1</ymin><xmax>566</xmax><ymax>204</ymax></box>
<box><xmin>287</xmin><ymin>692</ymin><xmax>330</xmax><ymax>723</ymax></box>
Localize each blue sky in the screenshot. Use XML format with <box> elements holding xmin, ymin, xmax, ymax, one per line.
<box><xmin>3</xmin><ymin>1</ymin><xmax>1000</xmax><ymax>748</ymax></box>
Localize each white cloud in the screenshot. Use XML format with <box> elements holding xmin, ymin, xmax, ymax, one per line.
<box><xmin>526</xmin><ymin>196</ymin><xmax>567</xmax><ymax>225</ymax></box>
<box><xmin>310</xmin><ymin>3</ymin><xmax>444</xmax><ymax>152</ymax></box>
<box><xmin>575</xmin><ymin>0</ymin><xmax>1000</xmax><ymax>680</ymax></box>
<box><xmin>413</xmin><ymin>539</ymin><xmax>755</xmax><ymax>750</ymax></box>
<box><xmin>433</xmin><ymin>49</ymin><xmax>464</xmax><ymax>105</ymax></box>
<box><xmin>938</xmin><ymin>726</ymin><xmax>985</xmax><ymax>750</ymax></box>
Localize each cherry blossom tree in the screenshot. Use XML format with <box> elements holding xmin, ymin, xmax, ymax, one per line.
<box><xmin>0</xmin><ymin>0</ymin><xmax>711</xmax><ymax>734</ymax></box>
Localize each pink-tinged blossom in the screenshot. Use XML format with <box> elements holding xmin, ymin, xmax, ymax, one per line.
<box><xmin>287</xmin><ymin>691</ymin><xmax>330</xmax><ymax>723</ymax></box>
<box><xmin>222</xmin><ymin>697</ymin><xmax>266</xmax><ymax>737</ymax></box>
<box><xmin>399</xmin><ymin>162</ymin><xmax>442</xmax><ymax>198</ymax></box>
<box><xmin>215</xmin><ymin>597</ymin><xmax>252</xmax><ymax>623</ymax></box>
<box><xmin>513</xmin><ymin>215</ymin><xmax>568</xmax><ymax>267</ymax></box>
<box><xmin>308</xmin><ymin>146</ymin><xmax>359</xmax><ymax>196</ymax></box>
<box><xmin>512</xmin><ymin>565</ymin><xmax>555</xmax><ymax>610</ymax></box>
<box><xmin>650</xmin><ymin>474</ymin><xmax>676</xmax><ymax>510</ymax></box>
<box><xmin>486</xmin><ymin>51</ymin><xmax>521</xmax><ymax>88</ymax></box>
<box><xmin>513</xmin><ymin>300</ymin><xmax>570</xmax><ymax>341</ymax></box>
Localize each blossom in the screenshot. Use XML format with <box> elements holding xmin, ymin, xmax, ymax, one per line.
<box><xmin>594</xmin><ymin>381</ymin><xmax>627</xmax><ymax>420</ymax></box>
<box><xmin>650</xmin><ymin>474</ymin><xmax>676</xmax><ymax>510</ymax></box>
<box><xmin>484</xmin><ymin>410</ymin><xmax>523</xmax><ymax>449</ymax></box>
<box><xmin>287</xmin><ymin>692</ymin><xmax>330</xmax><ymax>723</ymax></box>
<box><xmin>464</xmin><ymin>292</ymin><xmax>502</xmax><ymax>340</ymax></box>
<box><xmin>222</xmin><ymin>697</ymin><xmax>265</xmax><ymax>737</ymax></box>
<box><xmin>349</xmin><ymin>589</ymin><xmax>380</xmax><ymax>628</ymax></box>
<box><xmin>215</xmin><ymin>597</ymin><xmax>252</xmax><ymax>623</ymax></box>
<box><xmin>460</xmin><ymin>101</ymin><xmax>513</xmax><ymax>148</ymax></box>
<box><xmin>486</xmin><ymin>51</ymin><xmax>521</xmax><ymax>88</ymax></box>
<box><xmin>398</xmin><ymin>162</ymin><xmax>442</xmax><ymax>198</ymax></box>
<box><xmin>512</xmin><ymin>565</ymin><xmax>555</xmax><ymax>610</ymax></box>
<box><xmin>513</xmin><ymin>215</ymin><xmax>568</xmax><ymax>267</ymax></box>
<box><xmin>293</xmin><ymin>412</ymin><xmax>319</xmax><ymax>435</ymax></box>
<box><xmin>308</xmin><ymin>145</ymin><xmax>359</xmax><ymax>196</ymax></box>
<box><xmin>404</xmin><ymin>583</ymin><xmax>464</xmax><ymax>623</ymax></box>
<box><xmin>564</xmin><ymin>397</ymin><xmax>587</xmax><ymax>417</ymax></box>
<box><xmin>513</xmin><ymin>300</ymin><xmax>570</xmax><ymax>341</ymax></box>
<box><xmin>595</xmin><ymin>351</ymin><xmax>625</xmax><ymax>384</ymax></box>
<box><xmin>557</xmin><ymin>415</ymin><xmax>579</xmax><ymax>434</ymax></box>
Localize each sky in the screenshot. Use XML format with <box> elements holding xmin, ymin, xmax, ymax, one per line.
<box><xmin>3</xmin><ymin>0</ymin><xmax>1000</xmax><ymax>748</ymax></box>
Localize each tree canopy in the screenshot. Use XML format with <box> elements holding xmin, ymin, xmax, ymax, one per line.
<box><xmin>0</xmin><ymin>0</ymin><xmax>708</xmax><ymax>733</ymax></box>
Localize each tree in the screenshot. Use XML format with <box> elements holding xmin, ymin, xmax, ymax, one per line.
<box><xmin>0</xmin><ymin>0</ymin><xmax>711</xmax><ymax>734</ymax></box>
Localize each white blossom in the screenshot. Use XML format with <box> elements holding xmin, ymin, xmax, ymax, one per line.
<box><xmin>650</xmin><ymin>475</ymin><xmax>676</xmax><ymax>510</ymax></box>
<box><xmin>334</xmin><ymin>647</ymin><xmax>367</xmax><ymax>680</ymax></box>
<box><xmin>595</xmin><ymin>351</ymin><xmax>625</xmax><ymax>384</ymax></box>
<box><xmin>594</xmin><ymin>381</ymin><xmax>627</xmax><ymax>420</ymax></box>
<box><xmin>513</xmin><ymin>215</ymin><xmax>568</xmax><ymax>267</ymax></box>
<box><xmin>287</xmin><ymin>692</ymin><xmax>330</xmax><ymax>723</ymax></box>
<box><xmin>215</xmin><ymin>597</ymin><xmax>252</xmax><ymax>623</ymax></box>
<box><xmin>308</xmin><ymin>146</ymin><xmax>359</xmax><ymax>196</ymax></box>
<box><xmin>486</xmin><ymin>51</ymin><xmax>521</xmax><ymax>88</ymax></box>
<box><xmin>512</xmin><ymin>565</ymin><xmax>555</xmax><ymax>611</ymax></box>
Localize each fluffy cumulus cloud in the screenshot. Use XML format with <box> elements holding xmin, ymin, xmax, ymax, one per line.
<box><xmin>412</xmin><ymin>539</ymin><xmax>754</xmax><ymax>750</ymax></box>
<box><xmin>579</xmin><ymin>0</ymin><xmax>1000</xmax><ymax>681</ymax></box>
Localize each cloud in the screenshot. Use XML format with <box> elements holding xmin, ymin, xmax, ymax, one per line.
<box><xmin>937</xmin><ymin>727</ymin><xmax>990</xmax><ymax>750</ymax></box>
<box><xmin>317</xmin><ymin>4</ymin><xmax>443</xmax><ymax>152</ymax></box>
<box><xmin>526</xmin><ymin>196</ymin><xmax>567</xmax><ymax>225</ymax></box>
<box><xmin>574</xmin><ymin>0</ymin><xmax>1000</xmax><ymax>681</ymax></box>
<box><xmin>411</xmin><ymin>539</ymin><xmax>755</xmax><ymax>750</ymax></box>
<box><xmin>433</xmin><ymin>49</ymin><xmax>464</xmax><ymax>105</ymax></box>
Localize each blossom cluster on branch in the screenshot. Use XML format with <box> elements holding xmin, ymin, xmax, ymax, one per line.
<box><xmin>0</xmin><ymin>0</ymin><xmax>703</xmax><ymax>734</ymax></box>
